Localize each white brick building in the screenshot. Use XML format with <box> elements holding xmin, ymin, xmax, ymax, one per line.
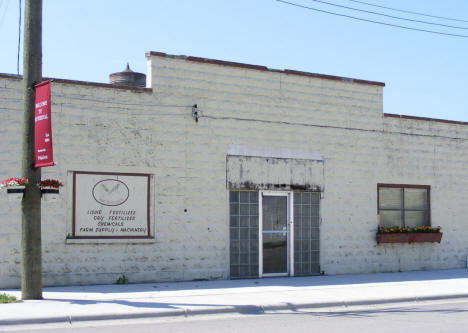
<box><xmin>1</xmin><ymin>51</ymin><xmax>467</xmax><ymax>288</ymax></box>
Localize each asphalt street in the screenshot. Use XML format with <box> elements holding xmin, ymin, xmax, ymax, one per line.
<box><xmin>3</xmin><ymin>298</ymin><xmax>468</xmax><ymax>333</ymax></box>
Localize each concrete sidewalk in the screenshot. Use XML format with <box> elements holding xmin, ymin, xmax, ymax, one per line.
<box><xmin>1</xmin><ymin>269</ymin><xmax>468</xmax><ymax>326</ymax></box>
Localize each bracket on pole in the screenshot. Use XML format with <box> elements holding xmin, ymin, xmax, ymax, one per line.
<box><xmin>192</xmin><ymin>104</ymin><xmax>199</xmax><ymax>123</ymax></box>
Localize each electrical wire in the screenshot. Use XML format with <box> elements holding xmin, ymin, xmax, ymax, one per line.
<box><xmin>1</xmin><ymin>97</ymin><xmax>466</xmax><ymax>142</ymax></box>
<box><xmin>0</xmin><ymin>1</ymin><xmax>9</xmax><ymax>26</ymax></box>
<box><xmin>307</xmin><ymin>0</ymin><xmax>468</xmax><ymax>30</ymax></box>
<box><xmin>348</xmin><ymin>0</ymin><xmax>468</xmax><ymax>24</ymax></box>
<box><xmin>198</xmin><ymin>113</ymin><xmax>468</xmax><ymax>141</ymax></box>
<box><xmin>276</xmin><ymin>0</ymin><xmax>468</xmax><ymax>38</ymax></box>
<box><xmin>54</xmin><ymin>101</ymin><xmax>189</xmax><ymax>117</ymax></box>
<box><xmin>52</xmin><ymin>93</ymin><xmax>192</xmax><ymax>108</ymax></box>
<box><xmin>0</xmin><ymin>91</ymin><xmax>193</xmax><ymax>115</ymax></box>
<box><xmin>1</xmin><ymin>98</ymin><xmax>467</xmax><ymax>141</ymax></box>
<box><xmin>17</xmin><ymin>0</ymin><xmax>21</xmax><ymax>75</ymax></box>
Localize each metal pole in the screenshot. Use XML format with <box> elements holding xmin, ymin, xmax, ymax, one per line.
<box><xmin>21</xmin><ymin>0</ymin><xmax>42</xmax><ymax>300</ymax></box>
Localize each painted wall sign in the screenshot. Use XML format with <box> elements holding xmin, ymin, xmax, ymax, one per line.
<box><xmin>34</xmin><ymin>81</ymin><xmax>54</xmax><ymax>168</ymax></box>
<box><xmin>73</xmin><ymin>172</ymin><xmax>151</xmax><ymax>239</ymax></box>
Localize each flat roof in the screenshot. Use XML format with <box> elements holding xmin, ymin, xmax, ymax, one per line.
<box><xmin>146</xmin><ymin>51</ymin><xmax>385</xmax><ymax>87</ymax></box>
<box><xmin>0</xmin><ymin>73</ymin><xmax>151</xmax><ymax>92</ymax></box>
<box><xmin>383</xmin><ymin>113</ymin><xmax>468</xmax><ymax>126</ymax></box>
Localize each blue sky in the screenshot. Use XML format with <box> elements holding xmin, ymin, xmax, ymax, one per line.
<box><xmin>0</xmin><ymin>0</ymin><xmax>467</xmax><ymax>121</ymax></box>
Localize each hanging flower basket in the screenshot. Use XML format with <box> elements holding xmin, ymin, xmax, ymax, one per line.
<box><xmin>0</xmin><ymin>177</ymin><xmax>29</xmax><ymax>194</ymax></box>
<box><xmin>38</xmin><ymin>179</ymin><xmax>63</xmax><ymax>194</ymax></box>
<box><xmin>376</xmin><ymin>226</ymin><xmax>442</xmax><ymax>244</ymax></box>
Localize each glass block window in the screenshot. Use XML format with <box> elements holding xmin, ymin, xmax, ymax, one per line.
<box><xmin>229</xmin><ymin>191</ymin><xmax>259</xmax><ymax>278</ymax></box>
<box><xmin>294</xmin><ymin>192</ymin><xmax>320</xmax><ymax>275</ymax></box>
<box><xmin>378</xmin><ymin>184</ymin><xmax>430</xmax><ymax>228</ymax></box>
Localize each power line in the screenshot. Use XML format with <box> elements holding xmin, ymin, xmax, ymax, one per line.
<box><xmin>276</xmin><ymin>0</ymin><xmax>468</xmax><ymax>38</ymax></box>
<box><xmin>52</xmin><ymin>93</ymin><xmax>192</xmax><ymax>108</ymax></box>
<box><xmin>198</xmin><ymin>114</ymin><xmax>468</xmax><ymax>141</ymax></box>
<box><xmin>307</xmin><ymin>0</ymin><xmax>468</xmax><ymax>30</ymax></box>
<box><xmin>53</xmin><ymin>102</ymin><xmax>188</xmax><ymax>117</ymax></box>
<box><xmin>348</xmin><ymin>0</ymin><xmax>468</xmax><ymax>24</ymax></box>
<box><xmin>17</xmin><ymin>0</ymin><xmax>21</xmax><ymax>75</ymax></box>
<box><xmin>0</xmin><ymin>0</ymin><xmax>11</xmax><ymax>28</ymax></box>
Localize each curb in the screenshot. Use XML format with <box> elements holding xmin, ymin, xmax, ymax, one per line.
<box><xmin>2</xmin><ymin>293</ymin><xmax>468</xmax><ymax>326</ymax></box>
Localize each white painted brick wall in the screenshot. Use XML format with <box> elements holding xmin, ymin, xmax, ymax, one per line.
<box><xmin>0</xmin><ymin>53</ymin><xmax>467</xmax><ymax>287</ymax></box>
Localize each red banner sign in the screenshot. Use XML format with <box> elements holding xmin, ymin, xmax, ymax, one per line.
<box><xmin>34</xmin><ymin>81</ymin><xmax>54</xmax><ymax>168</ymax></box>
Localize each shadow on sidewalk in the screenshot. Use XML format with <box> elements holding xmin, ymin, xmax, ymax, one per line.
<box><xmin>36</xmin><ymin>269</ymin><xmax>468</xmax><ymax>295</ymax></box>
<box><xmin>43</xmin><ymin>297</ymin><xmax>263</xmax><ymax>313</ymax></box>
<box><xmin>272</xmin><ymin>303</ymin><xmax>468</xmax><ymax>318</ymax></box>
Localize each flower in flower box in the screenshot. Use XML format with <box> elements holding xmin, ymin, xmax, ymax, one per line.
<box><xmin>0</xmin><ymin>177</ymin><xmax>29</xmax><ymax>194</ymax></box>
<box><xmin>378</xmin><ymin>226</ymin><xmax>441</xmax><ymax>234</ymax></box>
<box><xmin>38</xmin><ymin>179</ymin><xmax>63</xmax><ymax>189</ymax></box>
<box><xmin>376</xmin><ymin>225</ymin><xmax>442</xmax><ymax>244</ymax></box>
<box><xmin>412</xmin><ymin>226</ymin><xmax>442</xmax><ymax>233</ymax></box>
<box><xmin>38</xmin><ymin>179</ymin><xmax>63</xmax><ymax>194</ymax></box>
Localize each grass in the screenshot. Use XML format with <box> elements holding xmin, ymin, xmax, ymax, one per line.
<box><xmin>0</xmin><ymin>293</ymin><xmax>17</xmax><ymax>303</ymax></box>
<box><xmin>115</xmin><ymin>274</ymin><xmax>129</xmax><ymax>284</ymax></box>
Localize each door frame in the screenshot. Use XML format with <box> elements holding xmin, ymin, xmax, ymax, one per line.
<box><xmin>259</xmin><ymin>190</ymin><xmax>294</xmax><ymax>277</ymax></box>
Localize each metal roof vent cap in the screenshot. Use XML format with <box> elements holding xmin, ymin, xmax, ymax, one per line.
<box><xmin>109</xmin><ymin>63</ymin><xmax>146</xmax><ymax>87</ymax></box>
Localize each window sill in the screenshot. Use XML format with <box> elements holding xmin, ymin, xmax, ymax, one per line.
<box><xmin>66</xmin><ymin>237</ymin><xmax>156</xmax><ymax>245</ymax></box>
<box><xmin>376</xmin><ymin>232</ymin><xmax>442</xmax><ymax>244</ymax></box>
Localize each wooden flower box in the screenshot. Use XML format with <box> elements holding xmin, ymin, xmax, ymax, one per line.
<box><xmin>376</xmin><ymin>232</ymin><xmax>442</xmax><ymax>244</ymax></box>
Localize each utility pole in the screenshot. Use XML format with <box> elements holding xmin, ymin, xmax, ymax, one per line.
<box><xmin>21</xmin><ymin>0</ymin><xmax>43</xmax><ymax>300</ymax></box>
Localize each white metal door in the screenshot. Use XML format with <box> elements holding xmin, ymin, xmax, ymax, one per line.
<box><xmin>259</xmin><ymin>191</ymin><xmax>294</xmax><ymax>277</ymax></box>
